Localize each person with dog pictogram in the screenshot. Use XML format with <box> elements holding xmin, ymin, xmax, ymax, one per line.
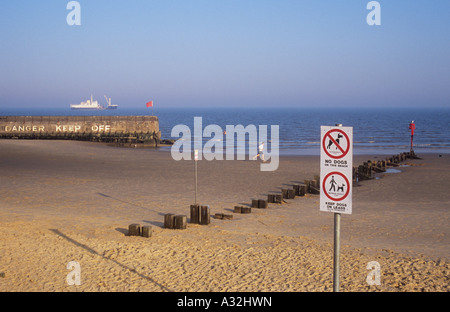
<box><xmin>329</xmin><ymin>176</ymin><xmax>345</xmax><ymax>193</ymax></box>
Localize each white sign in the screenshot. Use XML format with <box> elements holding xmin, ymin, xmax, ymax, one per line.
<box><xmin>320</xmin><ymin>126</ymin><xmax>353</xmax><ymax>214</ymax></box>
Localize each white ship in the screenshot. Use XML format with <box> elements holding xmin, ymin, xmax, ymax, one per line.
<box><xmin>70</xmin><ymin>95</ymin><xmax>118</xmax><ymax>110</ymax></box>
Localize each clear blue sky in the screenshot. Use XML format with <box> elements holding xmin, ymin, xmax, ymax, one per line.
<box><xmin>1</xmin><ymin>0</ymin><xmax>449</xmax><ymax>108</ymax></box>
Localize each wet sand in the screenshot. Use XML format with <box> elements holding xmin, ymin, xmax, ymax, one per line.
<box><xmin>0</xmin><ymin>140</ymin><xmax>448</xmax><ymax>292</ymax></box>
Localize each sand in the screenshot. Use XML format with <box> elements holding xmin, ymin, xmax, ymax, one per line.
<box><xmin>0</xmin><ymin>140</ymin><xmax>448</xmax><ymax>292</ymax></box>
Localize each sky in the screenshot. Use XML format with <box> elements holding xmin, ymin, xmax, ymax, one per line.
<box><xmin>0</xmin><ymin>0</ymin><xmax>449</xmax><ymax>109</ymax></box>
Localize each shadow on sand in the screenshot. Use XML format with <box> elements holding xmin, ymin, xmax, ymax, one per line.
<box><xmin>49</xmin><ymin>228</ymin><xmax>171</xmax><ymax>292</ymax></box>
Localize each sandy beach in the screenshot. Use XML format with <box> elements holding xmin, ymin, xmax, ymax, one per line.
<box><xmin>0</xmin><ymin>139</ymin><xmax>448</xmax><ymax>292</ymax></box>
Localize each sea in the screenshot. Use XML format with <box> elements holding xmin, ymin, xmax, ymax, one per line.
<box><xmin>1</xmin><ymin>106</ymin><xmax>449</xmax><ymax>156</ymax></box>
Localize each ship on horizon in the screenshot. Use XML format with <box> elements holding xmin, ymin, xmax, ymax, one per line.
<box><xmin>70</xmin><ymin>95</ymin><xmax>118</xmax><ymax>110</ymax></box>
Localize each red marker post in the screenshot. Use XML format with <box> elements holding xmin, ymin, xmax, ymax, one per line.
<box><xmin>409</xmin><ymin>120</ymin><xmax>415</xmax><ymax>152</ymax></box>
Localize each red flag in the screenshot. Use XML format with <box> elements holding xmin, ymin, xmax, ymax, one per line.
<box><xmin>146</xmin><ymin>101</ymin><xmax>153</xmax><ymax>108</ymax></box>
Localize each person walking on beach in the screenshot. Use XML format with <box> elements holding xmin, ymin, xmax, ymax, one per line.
<box><xmin>253</xmin><ymin>141</ymin><xmax>265</xmax><ymax>162</ymax></box>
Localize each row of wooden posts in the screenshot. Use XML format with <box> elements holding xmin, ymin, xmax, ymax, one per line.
<box><xmin>232</xmin><ymin>151</ymin><xmax>418</xmax><ymax>218</ymax></box>
<box><xmin>129</xmin><ymin>175</ymin><xmax>323</xmax><ymax>235</ymax></box>
<box><xmin>128</xmin><ymin>150</ymin><xmax>418</xmax><ymax>236</ymax></box>
<box><xmin>266</xmin><ymin>176</ymin><xmax>321</xmax><ymax>204</ymax></box>
<box><xmin>353</xmin><ymin>151</ymin><xmax>419</xmax><ymax>182</ymax></box>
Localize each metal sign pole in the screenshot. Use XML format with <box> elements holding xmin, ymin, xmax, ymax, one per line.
<box><xmin>194</xmin><ymin>149</ymin><xmax>198</xmax><ymax>204</ymax></box>
<box><xmin>333</xmin><ymin>123</ymin><xmax>343</xmax><ymax>292</ymax></box>
<box><xmin>333</xmin><ymin>212</ymin><xmax>341</xmax><ymax>292</ymax></box>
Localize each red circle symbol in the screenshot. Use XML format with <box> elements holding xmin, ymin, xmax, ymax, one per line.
<box><xmin>322</xmin><ymin>129</ymin><xmax>350</xmax><ymax>159</ymax></box>
<box><xmin>322</xmin><ymin>171</ymin><xmax>350</xmax><ymax>201</ymax></box>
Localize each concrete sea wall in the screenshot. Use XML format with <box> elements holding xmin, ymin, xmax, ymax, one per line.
<box><xmin>0</xmin><ymin>116</ymin><xmax>161</xmax><ymax>146</ymax></box>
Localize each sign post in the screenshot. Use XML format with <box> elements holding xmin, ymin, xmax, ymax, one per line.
<box><xmin>320</xmin><ymin>124</ymin><xmax>353</xmax><ymax>292</ymax></box>
<box><xmin>194</xmin><ymin>149</ymin><xmax>198</xmax><ymax>204</ymax></box>
<box><xmin>334</xmin><ymin>211</ymin><xmax>341</xmax><ymax>292</ymax></box>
